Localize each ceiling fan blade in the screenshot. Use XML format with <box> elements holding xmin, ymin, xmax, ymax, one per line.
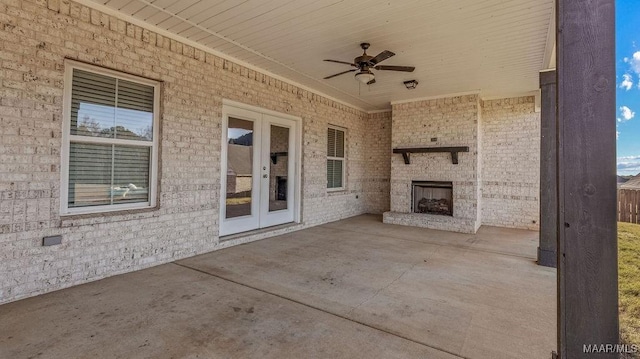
<box><xmin>324</xmin><ymin>69</ymin><xmax>356</xmax><ymax>79</ymax></box>
<box><xmin>369</xmin><ymin>50</ymin><xmax>395</xmax><ymax>65</ymax></box>
<box><xmin>374</xmin><ymin>65</ymin><xmax>415</xmax><ymax>72</ymax></box>
<box><xmin>366</xmin><ymin>78</ymin><xmax>376</xmax><ymax>85</ymax></box>
<box><xmin>324</xmin><ymin>59</ymin><xmax>357</xmax><ymax>66</ymax></box>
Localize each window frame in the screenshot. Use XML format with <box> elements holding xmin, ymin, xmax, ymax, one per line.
<box><xmin>327</xmin><ymin>125</ymin><xmax>346</xmax><ymax>191</ymax></box>
<box><xmin>60</xmin><ymin>60</ymin><xmax>160</xmax><ymax>216</ymax></box>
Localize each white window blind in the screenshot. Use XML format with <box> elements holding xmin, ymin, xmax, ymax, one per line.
<box><xmin>62</xmin><ymin>62</ymin><xmax>159</xmax><ymax>214</ymax></box>
<box><xmin>327</xmin><ymin>127</ymin><xmax>345</xmax><ymax>189</ymax></box>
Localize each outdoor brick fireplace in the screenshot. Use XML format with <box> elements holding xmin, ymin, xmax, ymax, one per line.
<box><xmin>412</xmin><ymin>181</ymin><xmax>453</xmax><ymax>216</ymax></box>
<box><xmin>383</xmin><ymin>94</ymin><xmax>482</xmax><ymax>234</ymax></box>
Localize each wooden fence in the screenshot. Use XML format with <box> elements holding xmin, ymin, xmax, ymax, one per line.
<box><xmin>618</xmin><ymin>189</ymin><xmax>640</xmax><ymax>224</ymax></box>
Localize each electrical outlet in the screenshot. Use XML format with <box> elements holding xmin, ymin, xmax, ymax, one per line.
<box><xmin>43</xmin><ymin>235</ymin><xmax>62</xmax><ymax>246</ymax></box>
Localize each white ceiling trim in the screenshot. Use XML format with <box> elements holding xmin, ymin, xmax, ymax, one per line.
<box><xmin>74</xmin><ymin>0</ymin><xmax>370</xmax><ymax>113</ymax></box>
<box><xmin>547</xmin><ymin>44</ymin><xmax>557</xmax><ymax>71</ymax></box>
<box><xmin>542</xmin><ymin>3</ymin><xmax>556</xmax><ymax>70</ymax></box>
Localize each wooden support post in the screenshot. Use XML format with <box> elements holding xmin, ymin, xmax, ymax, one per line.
<box><xmin>557</xmin><ymin>0</ymin><xmax>618</xmax><ymax>358</ymax></box>
<box><xmin>538</xmin><ymin>70</ymin><xmax>557</xmax><ymax>268</ymax></box>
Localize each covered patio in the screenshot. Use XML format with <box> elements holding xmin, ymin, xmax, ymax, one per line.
<box><xmin>0</xmin><ymin>0</ymin><xmax>619</xmax><ymax>356</ymax></box>
<box><xmin>0</xmin><ymin>215</ymin><xmax>555</xmax><ymax>359</ymax></box>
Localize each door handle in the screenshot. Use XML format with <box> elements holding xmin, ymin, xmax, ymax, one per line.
<box><xmin>263</xmin><ymin>174</ymin><xmax>268</xmax><ymax>178</ymax></box>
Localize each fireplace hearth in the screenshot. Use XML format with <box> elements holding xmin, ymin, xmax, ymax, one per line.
<box><xmin>412</xmin><ymin>181</ymin><xmax>453</xmax><ymax>216</ymax></box>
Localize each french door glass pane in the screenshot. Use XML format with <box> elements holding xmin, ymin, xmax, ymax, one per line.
<box><xmin>269</xmin><ymin>125</ymin><xmax>289</xmax><ymax>212</ymax></box>
<box><xmin>226</xmin><ymin>118</ymin><xmax>254</xmax><ymax>218</ymax></box>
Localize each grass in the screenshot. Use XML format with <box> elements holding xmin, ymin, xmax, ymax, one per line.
<box><xmin>619</xmin><ymin>222</ymin><xmax>640</xmax><ymax>350</ymax></box>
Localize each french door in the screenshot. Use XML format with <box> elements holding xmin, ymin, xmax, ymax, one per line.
<box><xmin>220</xmin><ymin>105</ymin><xmax>298</xmax><ymax>236</ymax></box>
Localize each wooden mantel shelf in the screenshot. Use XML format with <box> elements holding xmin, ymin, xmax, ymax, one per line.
<box><xmin>392</xmin><ymin>146</ymin><xmax>470</xmax><ymax>164</ymax></box>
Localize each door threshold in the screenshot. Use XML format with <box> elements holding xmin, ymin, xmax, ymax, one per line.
<box><xmin>219</xmin><ymin>222</ymin><xmax>302</xmax><ymax>243</ymax></box>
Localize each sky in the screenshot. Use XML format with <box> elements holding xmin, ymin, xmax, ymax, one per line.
<box><xmin>617</xmin><ymin>0</ymin><xmax>640</xmax><ymax>176</ymax></box>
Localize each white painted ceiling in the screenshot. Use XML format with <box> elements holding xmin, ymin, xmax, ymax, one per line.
<box><xmin>91</xmin><ymin>0</ymin><xmax>556</xmax><ymax>111</ymax></box>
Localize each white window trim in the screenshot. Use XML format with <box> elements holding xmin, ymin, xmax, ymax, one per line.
<box><xmin>60</xmin><ymin>60</ymin><xmax>160</xmax><ymax>216</ymax></box>
<box><xmin>327</xmin><ymin>125</ymin><xmax>346</xmax><ymax>192</ymax></box>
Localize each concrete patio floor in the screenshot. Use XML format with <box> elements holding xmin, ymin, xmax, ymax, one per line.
<box><xmin>0</xmin><ymin>215</ymin><xmax>556</xmax><ymax>359</ymax></box>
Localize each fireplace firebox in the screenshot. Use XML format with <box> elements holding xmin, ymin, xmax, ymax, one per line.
<box><xmin>412</xmin><ymin>181</ymin><xmax>453</xmax><ymax>216</ymax></box>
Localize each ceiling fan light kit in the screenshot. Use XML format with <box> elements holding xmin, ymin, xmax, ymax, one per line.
<box><xmin>355</xmin><ymin>70</ymin><xmax>375</xmax><ymax>84</ymax></box>
<box><xmin>323</xmin><ymin>43</ymin><xmax>415</xmax><ymax>85</ymax></box>
<box><xmin>404</xmin><ymin>80</ymin><xmax>419</xmax><ymax>89</ymax></box>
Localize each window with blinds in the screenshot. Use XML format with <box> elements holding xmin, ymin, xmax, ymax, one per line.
<box><xmin>327</xmin><ymin>126</ymin><xmax>345</xmax><ymax>189</ymax></box>
<box><xmin>61</xmin><ymin>61</ymin><xmax>159</xmax><ymax>214</ymax></box>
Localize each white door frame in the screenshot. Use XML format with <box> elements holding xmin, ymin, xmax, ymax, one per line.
<box><xmin>219</xmin><ymin>100</ymin><xmax>301</xmax><ymax>236</ymax></box>
<box><xmin>260</xmin><ymin>114</ymin><xmax>297</xmax><ymax>227</ymax></box>
<box><xmin>219</xmin><ymin>106</ymin><xmax>262</xmax><ymax>235</ymax></box>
